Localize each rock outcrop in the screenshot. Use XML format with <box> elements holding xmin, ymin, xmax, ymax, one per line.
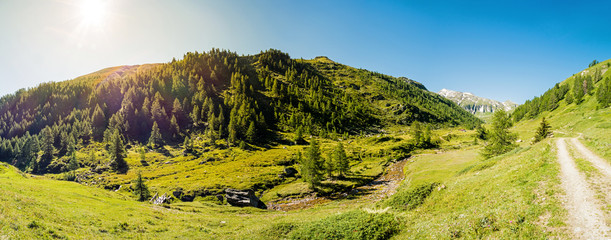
<box><xmin>225</xmin><ymin>189</ymin><xmax>267</xmax><ymax>209</ymax></box>
<box><xmin>150</xmin><ymin>192</ymin><xmax>172</xmax><ymax>204</ymax></box>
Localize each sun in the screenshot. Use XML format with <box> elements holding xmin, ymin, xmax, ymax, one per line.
<box><xmin>79</xmin><ymin>0</ymin><xmax>108</xmax><ymax>27</ymax></box>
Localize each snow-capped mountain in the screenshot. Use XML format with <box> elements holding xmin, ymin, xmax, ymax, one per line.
<box><xmin>437</xmin><ymin>88</ymin><xmax>518</xmax><ymax>113</ymax></box>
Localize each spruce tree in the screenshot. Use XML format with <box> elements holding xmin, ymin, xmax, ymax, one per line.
<box><xmin>300</xmin><ymin>139</ymin><xmax>324</xmax><ymax>189</ymax></box>
<box><xmin>67</xmin><ymin>152</ymin><xmax>79</xmax><ymax>171</ymax></box>
<box><xmin>133</xmin><ymin>172</ymin><xmax>150</xmax><ymax>201</ymax></box>
<box><xmin>476</xmin><ymin>125</ymin><xmax>488</xmax><ymax>140</ymax></box>
<box><xmin>293</xmin><ymin>126</ymin><xmax>303</xmax><ymax>144</ymax></box>
<box><xmin>324</xmin><ymin>152</ymin><xmax>334</xmax><ymax>179</ymax></box>
<box><xmin>109</xmin><ymin>129</ymin><xmax>128</xmax><ymax>173</ymax></box>
<box><xmin>533</xmin><ymin>117</ymin><xmax>552</xmax><ymax>143</ymax></box>
<box><xmin>333</xmin><ymin>142</ymin><xmax>349</xmax><ymax>178</ymax></box>
<box><xmin>246</xmin><ymin>121</ymin><xmax>256</xmax><ymax>143</ymax></box>
<box><xmin>39</xmin><ymin>127</ymin><xmax>55</xmax><ymax>174</ymax></box>
<box><xmin>148</xmin><ymin>122</ymin><xmax>163</xmax><ymax>148</ymax></box>
<box><xmin>481</xmin><ymin>110</ymin><xmax>517</xmax><ymax>158</ymax></box>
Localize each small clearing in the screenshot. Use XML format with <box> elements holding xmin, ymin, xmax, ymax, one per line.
<box><xmin>267</xmin><ymin>158</ymin><xmax>409</xmax><ymax>211</ymax></box>
<box><xmin>556</xmin><ymin>138</ymin><xmax>609</xmax><ymax>239</ymax></box>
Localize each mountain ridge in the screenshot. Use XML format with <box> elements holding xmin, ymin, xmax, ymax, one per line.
<box><xmin>437</xmin><ymin>88</ymin><xmax>518</xmax><ymax>114</ymax></box>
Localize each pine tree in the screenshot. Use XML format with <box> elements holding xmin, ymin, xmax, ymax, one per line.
<box><xmin>38</xmin><ymin>127</ymin><xmax>55</xmax><ymax>174</ymax></box>
<box><xmin>67</xmin><ymin>152</ymin><xmax>79</xmax><ymax>171</ymax></box>
<box><xmin>148</xmin><ymin>122</ymin><xmax>163</xmax><ymax>148</ymax></box>
<box><xmin>246</xmin><ymin>121</ymin><xmax>256</xmax><ymax>143</ymax></box>
<box><xmin>533</xmin><ymin>117</ymin><xmax>552</xmax><ymax>143</ymax></box>
<box><xmin>565</xmin><ymin>91</ymin><xmax>574</xmax><ymax>104</ymax></box>
<box><xmin>573</xmin><ymin>78</ymin><xmax>585</xmax><ymax>104</ymax></box>
<box><xmin>92</xmin><ymin>104</ymin><xmax>106</xmax><ymax>140</ymax></box>
<box><xmin>109</xmin><ymin>129</ymin><xmax>128</xmax><ymax>173</ymax></box>
<box><xmin>139</xmin><ymin>147</ymin><xmax>148</xmax><ymax>166</ymax></box>
<box><xmin>324</xmin><ymin>151</ymin><xmax>335</xmax><ymax>179</ymax></box>
<box><xmin>183</xmin><ymin>137</ymin><xmax>193</xmax><ymax>154</ymax></box>
<box><xmin>300</xmin><ymin>139</ymin><xmax>324</xmax><ymax>189</ymax></box>
<box><xmin>228</xmin><ymin>117</ymin><xmax>238</xmax><ymax>145</ymax></box>
<box><xmin>293</xmin><ymin>126</ymin><xmax>303</xmax><ymax>144</ymax></box>
<box><xmin>476</xmin><ymin>125</ymin><xmax>488</xmax><ymax>140</ymax></box>
<box><xmin>333</xmin><ymin>142</ymin><xmax>349</xmax><ymax>178</ymax></box>
<box><xmin>133</xmin><ymin>172</ymin><xmax>150</xmax><ymax>201</ymax></box>
<box><xmin>170</xmin><ymin>115</ymin><xmax>180</xmax><ymax>139</ymax></box>
<box><xmin>597</xmin><ymin>77</ymin><xmax>610</xmax><ymax>108</ymax></box>
<box><xmin>481</xmin><ymin>110</ymin><xmax>517</xmax><ymax>158</ymax></box>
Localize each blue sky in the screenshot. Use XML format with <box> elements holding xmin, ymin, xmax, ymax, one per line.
<box><xmin>0</xmin><ymin>0</ymin><xmax>610</xmax><ymax>103</ymax></box>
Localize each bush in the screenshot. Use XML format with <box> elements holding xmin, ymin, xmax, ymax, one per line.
<box><xmin>289</xmin><ymin>210</ymin><xmax>400</xmax><ymax>240</ymax></box>
<box><xmin>384</xmin><ymin>182</ymin><xmax>439</xmax><ymax>210</ymax></box>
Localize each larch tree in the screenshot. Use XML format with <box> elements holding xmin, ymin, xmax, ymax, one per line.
<box><xmin>109</xmin><ymin>129</ymin><xmax>128</xmax><ymax>173</ymax></box>
<box><xmin>133</xmin><ymin>172</ymin><xmax>151</xmax><ymax>202</ymax></box>
<box><xmin>533</xmin><ymin>117</ymin><xmax>552</xmax><ymax>143</ymax></box>
<box><xmin>481</xmin><ymin>109</ymin><xmax>517</xmax><ymax>158</ymax></box>
<box><xmin>300</xmin><ymin>139</ymin><xmax>324</xmax><ymax>189</ymax></box>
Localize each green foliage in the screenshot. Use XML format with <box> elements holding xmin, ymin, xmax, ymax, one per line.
<box><xmin>384</xmin><ymin>182</ymin><xmax>439</xmax><ymax>210</ymax></box>
<box><xmin>333</xmin><ymin>142</ymin><xmax>349</xmax><ymax>178</ymax></box>
<box><xmin>588</xmin><ymin>59</ymin><xmax>599</xmax><ymax>68</ymax></box>
<box><xmin>596</xmin><ymin>77</ymin><xmax>611</xmax><ymax>108</ymax></box>
<box><xmin>289</xmin><ymin>210</ymin><xmax>400</xmax><ymax>240</ymax></box>
<box><xmin>38</xmin><ymin>127</ymin><xmax>55</xmax><ymax>174</ymax></box>
<box><xmin>411</xmin><ymin>121</ymin><xmax>437</xmax><ymax>148</ymax></box>
<box><xmin>67</xmin><ymin>152</ymin><xmax>79</xmax><ymax>171</ymax></box>
<box><xmin>481</xmin><ymin>110</ymin><xmax>517</xmax><ymax>158</ymax></box>
<box><xmin>109</xmin><ymin>129</ymin><xmax>128</xmax><ymax>173</ymax></box>
<box><xmin>245</xmin><ymin>121</ymin><xmax>256</xmax><ymax>143</ymax></box>
<box><xmin>532</xmin><ymin>117</ymin><xmax>551</xmax><ymax>143</ymax></box>
<box><xmin>299</xmin><ymin>139</ymin><xmax>324</xmax><ymax>189</ymax></box>
<box><xmin>148</xmin><ymin>122</ymin><xmax>163</xmax><ymax>148</ymax></box>
<box><xmin>476</xmin><ymin>124</ymin><xmax>488</xmax><ymax>140</ymax></box>
<box><xmin>133</xmin><ymin>172</ymin><xmax>150</xmax><ymax>201</ymax></box>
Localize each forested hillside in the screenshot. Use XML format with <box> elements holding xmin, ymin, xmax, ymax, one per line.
<box><xmin>512</xmin><ymin>59</ymin><xmax>611</xmax><ymax>122</ymax></box>
<box><xmin>0</xmin><ymin>49</ymin><xmax>479</xmax><ymax>175</ymax></box>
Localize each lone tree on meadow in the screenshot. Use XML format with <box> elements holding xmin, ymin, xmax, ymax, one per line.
<box><xmin>481</xmin><ymin>109</ymin><xmax>517</xmax><ymax>158</ymax></box>
<box><xmin>133</xmin><ymin>172</ymin><xmax>151</xmax><ymax>201</ymax></box>
<box><xmin>333</xmin><ymin>142</ymin><xmax>349</xmax><ymax>178</ymax></box>
<box><xmin>533</xmin><ymin>117</ymin><xmax>552</xmax><ymax>143</ymax></box>
<box><xmin>300</xmin><ymin>139</ymin><xmax>324</xmax><ymax>189</ymax></box>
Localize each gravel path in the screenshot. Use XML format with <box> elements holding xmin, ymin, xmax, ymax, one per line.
<box><xmin>556</xmin><ymin>138</ymin><xmax>609</xmax><ymax>239</ymax></box>
<box><xmin>570</xmin><ymin>138</ymin><xmax>611</xmax><ymax>178</ymax></box>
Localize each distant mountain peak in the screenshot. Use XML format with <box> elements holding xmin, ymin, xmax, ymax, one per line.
<box><xmin>437</xmin><ymin>89</ymin><xmax>518</xmax><ymax>113</ymax></box>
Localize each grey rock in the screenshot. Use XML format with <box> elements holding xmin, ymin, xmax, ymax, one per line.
<box><xmin>225</xmin><ymin>189</ymin><xmax>266</xmax><ymax>209</ymax></box>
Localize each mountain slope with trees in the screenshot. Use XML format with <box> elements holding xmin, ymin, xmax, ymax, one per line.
<box><xmin>0</xmin><ymin>49</ymin><xmax>480</xmax><ymax>176</ymax></box>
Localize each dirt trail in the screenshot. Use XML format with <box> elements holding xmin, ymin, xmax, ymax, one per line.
<box><xmin>556</xmin><ymin>138</ymin><xmax>609</xmax><ymax>239</ymax></box>
<box><xmin>570</xmin><ymin>138</ymin><xmax>611</xmax><ymax>178</ymax></box>
<box><xmin>267</xmin><ymin>158</ymin><xmax>409</xmax><ymax>211</ymax></box>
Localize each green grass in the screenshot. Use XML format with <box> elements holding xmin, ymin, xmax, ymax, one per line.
<box><xmin>5</xmin><ymin>101</ymin><xmax>608</xmax><ymax>239</ymax></box>
<box><xmin>385</xmin><ymin>139</ymin><xmax>567</xmax><ymax>239</ymax></box>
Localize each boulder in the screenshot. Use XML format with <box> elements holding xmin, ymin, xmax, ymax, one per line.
<box><xmin>283</xmin><ymin>167</ymin><xmax>298</xmax><ymax>178</ymax></box>
<box><xmin>225</xmin><ymin>189</ymin><xmax>266</xmax><ymax>209</ymax></box>
<box><xmin>150</xmin><ymin>192</ymin><xmax>172</xmax><ymax>205</ymax></box>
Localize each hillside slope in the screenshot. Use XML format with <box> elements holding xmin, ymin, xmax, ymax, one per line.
<box><xmin>0</xmin><ymin>49</ymin><xmax>479</xmax><ymax>176</ymax></box>
<box><xmin>438</xmin><ymin>88</ymin><xmax>518</xmax><ymax>113</ymax></box>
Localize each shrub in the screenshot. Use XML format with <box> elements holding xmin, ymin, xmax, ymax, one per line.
<box><xmin>384</xmin><ymin>182</ymin><xmax>439</xmax><ymax>210</ymax></box>
<box><xmin>289</xmin><ymin>210</ymin><xmax>400</xmax><ymax>240</ymax></box>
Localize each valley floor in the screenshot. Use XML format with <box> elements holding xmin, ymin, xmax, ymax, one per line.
<box><xmin>2</xmin><ymin>131</ymin><xmax>611</xmax><ymax>239</ymax></box>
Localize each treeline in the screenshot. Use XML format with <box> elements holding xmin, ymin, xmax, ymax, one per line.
<box><xmin>513</xmin><ymin>63</ymin><xmax>609</xmax><ymax>122</ymax></box>
<box><xmin>0</xmin><ymin>48</ymin><xmax>480</xmax><ymax>175</ymax></box>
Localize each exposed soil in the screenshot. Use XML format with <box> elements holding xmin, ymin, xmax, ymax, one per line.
<box><xmin>267</xmin><ymin>158</ymin><xmax>409</xmax><ymax>211</ymax></box>
<box><xmin>556</xmin><ymin>138</ymin><xmax>609</xmax><ymax>239</ymax></box>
